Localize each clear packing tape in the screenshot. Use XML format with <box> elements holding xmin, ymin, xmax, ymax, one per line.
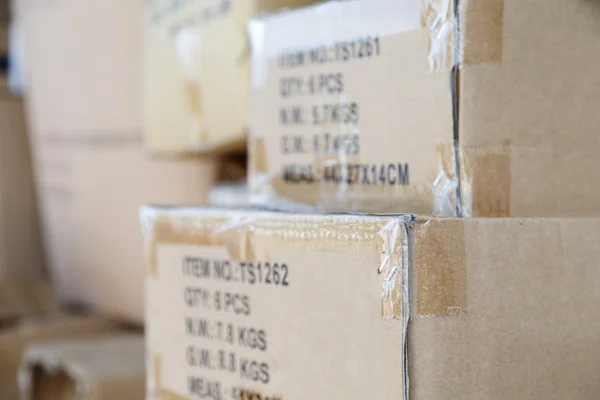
<box><xmin>248</xmin><ymin>0</ymin><xmax>510</xmax><ymax>217</ymax></box>
<box><xmin>435</xmin><ymin>142</ymin><xmax>513</xmax><ymax>218</ymax></box>
<box><xmin>376</xmin><ymin>215</ymin><xmax>469</xmax><ymax>400</ymax></box>
<box><xmin>250</xmin><ymin>139</ymin><xmax>511</xmax><ymax>218</ymax></box>
<box><xmin>142</xmin><ymin>207</ymin><xmax>467</xmax><ymax>400</ymax></box>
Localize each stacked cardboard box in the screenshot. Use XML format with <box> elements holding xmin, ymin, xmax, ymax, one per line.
<box><xmin>143</xmin><ymin>208</ymin><xmax>600</xmax><ymax>399</ymax></box>
<box><xmin>143</xmin><ymin>0</ymin><xmax>600</xmax><ymax>399</ymax></box>
<box><xmin>0</xmin><ymin>0</ymin><xmax>49</xmax><ymax>321</ymax></box>
<box><xmin>19</xmin><ymin>0</ymin><xmax>222</xmax><ymax>323</ymax></box>
<box><xmin>144</xmin><ymin>0</ymin><xmax>323</xmax><ymax>154</ymax></box>
<box><xmin>248</xmin><ymin>0</ymin><xmax>600</xmax><ymax>217</ymax></box>
<box><xmin>0</xmin><ymin>3</ymin><xmax>148</xmax><ymax>397</ymax></box>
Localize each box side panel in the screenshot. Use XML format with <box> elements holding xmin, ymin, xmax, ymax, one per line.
<box><xmin>144</xmin><ymin>0</ymin><xmax>320</xmax><ymax>154</ymax></box>
<box><xmin>22</xmin><ymin>0</ymin><xmax>219</xmax><ymax>323</ymax></box>
<box><xmin>458</xmin><ymin>0</ymin><xmax>600</xmax><ymax>216</ymax></box>
<box><xmin>145</xmin><ymin>210</ymin><xmax>408</xmax><ymax>400</ymax></box>
<box><xmin>410</xmin><ymin>218</ymin><xmax>600</xmax><ymax>398</ymax></box>
<box><xmin>249</xmin><ymin>0</ymin><xmax>455</xmax><ymax>214</ymax></box>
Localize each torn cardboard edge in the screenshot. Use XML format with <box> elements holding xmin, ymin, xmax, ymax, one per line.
<box><xmin>0</xmin><ymin>313</ymin><xmax>121</xmax><ymax>400</ymax></box>
<box><xmin>143</xmin><ymin>207</ymin><xmax>468</xmax><ymax>400</ymax></box>
<box><xmin>19</xmin><ymin>334</ymin><xmax>145</xmax><ymax>400</ymax></box>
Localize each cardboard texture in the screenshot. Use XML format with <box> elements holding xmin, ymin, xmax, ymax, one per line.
<box><xmin>144</xmin><ymin>0</ymin><xmax>320</xmax><ymax>154</ymax></box>
<box><xmin>0</xmin><ymin>88</ymin><xmax>47</xmax><ymax>298</ymax></box>
<box><xmin>143</xmin><ymin>207</ymin><xmax>600</xmax><ymax>399</ymax></box>
<box><xmin>249</xmin><ymin>0</ymin><xmax>600</xmax><ymax>217</ymax></box>
<box><xmin>21</xmin><ymin>0</ymin><xmax>220</xmax><ymax>323</ymax></box>
<box><xmin>0</xmin><ymin>280</ymin><xmax>58</xmax><ymax>321</ymax></box>
<box><xmin>0</xmin><ymin>313</ymin><xmax>118</xmax><ymax>399</ymax></box>
<box><xmin>19</xmin><ymin>334</ymin><xmax>145</xmax><ymax>400</ymax></box>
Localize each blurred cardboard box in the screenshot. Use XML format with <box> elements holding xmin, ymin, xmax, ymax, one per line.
<box><xmin>0</xmin><ymin>281</ymin><xmax>57</xmax><ymax>321</ymax></box>
<box><xmin>0</xmin><ymin>87</ymin><xmax>47</xmax><ymax>306</ymax></box>
<box><xmin>0</xmin><ymin>313</ymin><xmax>118</xmax><ymax>399</ymax></box>
<box><xmin>143</xmin><ymin>207</ymin><xmax>600</xmax><ymax>399</ymax></box>
<box><xmin>20</xmin><ymin>0</ymin><xmax>220</xmax><ymax>323</ymax></box>
<box><xmin>143</xmin><ymin>0</ymin><xmax>321</xmax><ymax>155</ymax></box>
<box><xmin>249</xmin><ymin>0</ymin><xmax>600</xmax><ymax>217</ymax></box>
<box><xmin>20</xmin><ymin>334</ymin><xmax>145</xmax><ymax>400</ymax></box>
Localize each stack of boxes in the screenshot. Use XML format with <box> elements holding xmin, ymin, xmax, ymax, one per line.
<box><xmin>3</xmin><ymin>0</ymin><xmax>600</xmax><ymax>398</ymax></box>
<box><xmin>0</xmin><ymin>1</ymin><xmax>152</xmax><ymax>397</ymax></box>
<box><xmin>20</xmin><ymin>0</ymin><xmax>222</xmax><ymax>323</ymax></box>
<box><xmin>143</xmin><ymin>0</ymin><xmax>600</xmax><ymax>399</ymax></box>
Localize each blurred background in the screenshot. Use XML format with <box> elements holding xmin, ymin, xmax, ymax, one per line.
<box><xmin>5</xmin><ymin>0</ymin><xmax>600</xmax><ymax>398</ymax></box>
<box><xmin>0</xmin><ymin>0</ymin><xmax>241</xmax><ymax>398</ymax></box>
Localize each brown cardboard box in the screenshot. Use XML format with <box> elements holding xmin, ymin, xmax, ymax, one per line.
<box><xmin>21</xmin><ymin>0</ymin><xmax>220</xmax><ymax>323</ymax></box>
<box><xmin>249</xmin><ymin>0</ymin><xmax>600</xmax><ymax>217</ymax></box>
<box><xmin>0</xmin><ymin>313</ymin><xmax>118</xmax><ymax>399</ymax></box>
<box><xmin>0</xmin><ymin>89</ymin><xmax>46</xmax><ymax>294</ymax></box>
<box><xmin>19</xmin><ymin>334</ymin><xmax>145</xmax><ymax>400</ymax></box>
<box><xmin>0</xmin><ymin>280</ymin><xmax>58</xmax><ymax>321</ymax></box>
<box><xmin>143</xmin><ymin>206</ymin><xmax>600</xmax><ymax>399</ymax></box>
<box><xmin>144</xmin><ymin>0</ymin><xmax>321</xmax><ymax>154</ymax></box>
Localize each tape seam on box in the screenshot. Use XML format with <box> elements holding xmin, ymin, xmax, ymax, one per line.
<box><xmin>421</xmin><ymin>0</ymin><xmax>457</xmax><ymax>71</ymax></box>
<box><xmin>379</xmin><ymin>216</ymin><xmax>467</xmax><ymax>399</ymax></box>
<box><xmin>378</xmin><ymin>215</ymin><xmax>415</xmax><ymax>400</ymax></box>
<box><xmin>457</xmin><ymin>142</ymin><xmax>512</xmax><ymax>217</ymax></box>
<box><xmin>459</xmin><ymin>0</ymin><xmax>504</xmax><ymax>66</ymax></box>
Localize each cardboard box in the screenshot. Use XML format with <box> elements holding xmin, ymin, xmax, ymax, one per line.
<box><xmin>21</xmin><ymin>0</ymin><xmax>221</xmax><ymax>323</ymax></box>
<box><xmin>249</xmin><ymin>0</ymin><xmax>600</xmax><ymax>217</ymax></box>
<box><xmin>144</xmin><ymin>0</ymin><xmax>321</xmax><ymax>154</ymax></box>
<box><xmin>0</xmin><ymin>89</ymin><xmax>46</xmax><ymax>294</ymax></box>
<box><xmin>143</xmin><ymin>206</ymin><xmax>600</xmax><ymax>399</ymax></box>
<box><xmin>0</xmin><ymin>313</ymin><xmax>118</xmax><ymax>399</ymax></box>
<box><xmin>19</xmin><ymin>334</ymin><xmax>145</xmax><ymax>400</ymax></box>
<box><xmin>0</xmin><ymin>280</ymin><xmax>58</xmax><ymax>321</ymax></box>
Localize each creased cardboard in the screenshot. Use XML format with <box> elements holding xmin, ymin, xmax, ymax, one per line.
<box><xmin>144</xmin><ymin>0</ymin><xmax>320</xmax><ymax>155</ymax></box>
<box><xmin>19</xmin><ymin>334</ymin><xmax>145</xmax><ymax>400</ymax></box>
<box><xmin>143</xmin><ymin>207</ymin><xmax>600</xmax><ymax>399</ymax></box>
<box><xmin>0</xmin><ymin>313</ymin><xmax>118</xmax><ymax>399</ymax></box>
<box><xmin>21</xmin><ymin>0</ymin><xmax>220</xmax><ymax>323</ymax></box>
<box><xmin>250</xmin><ymin>0</ymin><xmax>600</xmax><ymax>217</ymax></box>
